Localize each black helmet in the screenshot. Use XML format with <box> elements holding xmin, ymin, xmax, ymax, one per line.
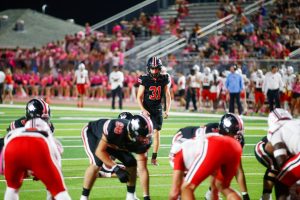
<box><xmin>118</xmin><ymin>112</ymin><xmax>134</xmax><ymax>120</ymax></box>
<box><xmin>25</xmin><ymin>98</ymin><xmax>51</xmax><ymax>120</ymax></box>
<box><xmin>128</xmin><ymin>115</ymin><xmax>153</xmax><ymax>142</ymax></box>
<box><xmin>219</xmin><ymin>113</ymin><xmax>243</xmax><ymax>136</ymax></box>
<box><xmin>147</xmin><ymin>56</ymin><xmax>163</xmax><ymax>78</ymax></box>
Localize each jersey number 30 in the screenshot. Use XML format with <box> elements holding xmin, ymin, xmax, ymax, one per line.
<box><xmin>149</xmin><ymin>86</ymin><xmax>161</xmax><ymax>100</ymax></box>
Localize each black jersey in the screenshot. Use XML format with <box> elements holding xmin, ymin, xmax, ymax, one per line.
<box><xmin>88</xmin><ymin>119</ymin><xmax>131</xmax><ymax>149</ymax></box>
<box><xmin>179</xmin><ymin>126</ymin><xmax>200</xmax><ymax>139</ymax></box>
<box><xmin>138</xmin><ymin>74</ymin><xmax>169</xmax><ymax>108</ymax></box>
<box><xmin>7</xmin><ymin>116</ymin><xmax>55</xmax><ymax>133</ymax></box>
<box><xmin>88</xmin><ymin>118</ymin><xmax>152</xmax><ymax>153</ymax></box>
<box><xmin>178</xmin><ymin>123</ymin><xmax>219</xmax><ymax>139</ymax></box>
<box><xmin>7</xmin><ymin>117</ymin><xmax>27</xmax><ymax>132</ymax></box>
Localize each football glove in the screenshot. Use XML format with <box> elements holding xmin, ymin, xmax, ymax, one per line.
<box><xmin>112</xmin><ymin>165</ymin><xmax>129</xmax><ymax>183</ymax></box>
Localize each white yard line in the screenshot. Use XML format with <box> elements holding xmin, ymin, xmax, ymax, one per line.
<box><xmin>0</xmin><ymin>104</ymin><xmax>268</xmax><ymax>120</ymax></box>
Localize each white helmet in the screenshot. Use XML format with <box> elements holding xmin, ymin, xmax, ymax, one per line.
<box><xmin>257</xmin><ymin>69</ymin><xmax>263</xmax><ymax>77</ymax></box>
<box><xmin>222</xmin><ymin>70</ymin><xmax>230</xmax><ymax>77</ymax></box>
<box><xmin>24</xmin><ymin>118</ymin><xmax>52</xmax><ymax>135</ymax></box>
<box><xmin>287</xmin><ymin>66</ymin><xmax>294</xmax><ymax>74</ymax></box>
<box><xmin>204</xmin><ymin>67</ymin><xmax>211</xmax><ymax>75</ymax></box>
<box><xmin>212</xmin><ymin>69</ymin><xmax>219</xmax><ymax>76</ymax></box>
<box><xmin>78</xmin><ymin>63</ymin><xmax>85</xmax><ymax>70</ymax></box>
<box><xmin>236</xmin><ymin>68</ymin><xmax>242</xmax><ymax>74</ymax></box>
<box><xmin>193</xmin><ymin>64</ymin><xmax>200</xmax><ymax>72</ymax></box>
<box><xmin>267</xmin><ymin>108</ymin><xmax>293</xmax><ymax>135</ymax></box>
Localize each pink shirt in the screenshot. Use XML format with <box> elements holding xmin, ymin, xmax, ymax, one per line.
<box><xmin>293</xmin><ymin>82</ymin><xmax>300</xmax><ymax>94</ymax></box>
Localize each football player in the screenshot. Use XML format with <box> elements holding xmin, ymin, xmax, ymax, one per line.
<box><xmin>7</xmin><ymin>98</ymin><xmax>54</xmax><ymax>133</ymax></box>
<box><xmin>282</xmin><ymin>66</ymin><xmax>296</xmax><ymax>111</ymax></box>
<box><xmin>98</xmin><ymin>112</ymin><xmax>134</xmax><ymax>178</ymax></box>
<box><xmin>3</xmin><ymin>118</ymin><xmax>71</xmax><ymax>200</ymax></box>
<box><xmin>200</xmin><ymin>67</ymin><xmax>213</xmax><ymax>110</ymax></box>
<box><xmin>252</xmin><ymin>69</ymin><xmax>265</xmax><ymax>115</ymax></box>
<box><xmin>74</xmin><ymin>63</ymin><xmax>89</xmax><ymax>108</ymax></box>
<box><xmin>266</xmin><ymin>108</ymin><xmax>300</xmax><ymax>199</ymax></box>
<box><xmin>254</xmin><ymin>136</ymin><xmax>278</xmax><ymax>200</ymax></box>
<box><xmin>169</xmin><ymin>114</ymin><xmax>250</xmax><ymax>200</ymax></box>
<box><xmin>3</xmin><ymin>98</ymin><xmax>63</xmax><ymax>200</ymax></box>
<box><xmin>169</xmin><ymin>113</ymin><xmax>244</xmax><ymax>200</ymax></box>
<box><xmin>80</xmin><ymin>114</ymin><xmax>153</xmax><ymax>200</ymax></box>
<box><xmin>137</xmin><ymin>56</ymin><xmax>171</xmax><ymax>166</ymax></box>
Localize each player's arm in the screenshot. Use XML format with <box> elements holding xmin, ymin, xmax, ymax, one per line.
<box><xmin>136</xmin><ymin>153</ymin><xmax>150</xmax><ymax>198</ymax></box>
<box><xmin>169</xmin><ymin>170</ymin><xmax>184</xmax><ymax>200</ymax></box>
<box><xmin>85</xmin><ymin>72</ymin><xmax>89</xmax><ymax>85</ymax></box>
<box><xmin>270</xmin><ymin>130</ymin><xmax>289</xmax><ymax>169</ymax></box>
<box><xmin>137</xmin><ymin>85</ymin><xmax>150</xmax><ymax>116</ymax></box>
<box><xmin>235</xmin><ymin>162</ymin><xmax>250</xmax><ymax>200</ymax></box>
<box><xmin>169</xmin><ymin>150</ymin><xmax>185</xmax><ymax>200</ymax></box>
<box><xmin>164</xmin><ymin>84</ymin><xmax>171</xmax><ymax>119</ymax></box>
<box><xmin>273</xmin><ymin>142</ymin><xmax>288</xmax><ymax>169</ymax></box>
<box><xmin>95</xmin><ymin>135</ymin><xmax>116</xmax><ymax>168</ymax></box>
<box><xmin>95</xmin><ymin>135</ymin><xmax>129</xmax><ymax>183</ymax></box>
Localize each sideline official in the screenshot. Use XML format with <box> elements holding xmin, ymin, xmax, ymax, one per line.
<box><xmin>263</xmin><ymin>65</ymin><xmax>283</xmax><ymax>111</ymax></box>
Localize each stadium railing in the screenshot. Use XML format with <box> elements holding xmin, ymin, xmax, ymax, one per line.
<box><xmin>144</xmin><ymin>0</ymin><xmax>275</xmax><ymax>60</ymax></box>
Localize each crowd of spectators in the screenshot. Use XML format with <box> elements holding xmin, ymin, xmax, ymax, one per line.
<box><xmin>179</xmin><ymin>0</ymin><xmax>300</xmax><ymax>76</ymax></box>
<box><xmin>0</xmin><ymin>0</ymin><xmax>300</xmax><ymax>110</ymax></box>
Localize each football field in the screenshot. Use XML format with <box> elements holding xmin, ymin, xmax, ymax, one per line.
<box><xmin>0</xmin><ymin>105</ymin><xmax>268</xmax><ymax>199</ymax></box>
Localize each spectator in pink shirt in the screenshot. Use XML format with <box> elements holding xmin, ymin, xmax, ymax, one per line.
<box><xmin>112</xmin><ymin>24</ymin><xmax>122</xmax><ymax>35</ymax></box>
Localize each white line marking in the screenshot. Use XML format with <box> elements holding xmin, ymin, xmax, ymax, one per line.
<box><xmin>0</xmin><ymin>104</ymin><xmax>268</xmax><ymax>120</ymax></box>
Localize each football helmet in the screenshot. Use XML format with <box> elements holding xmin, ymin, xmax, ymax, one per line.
<box><xmin>257</xmin><ymin>69</ymin><xmax>263</xmax><ymax>77</ymax></box>
<box><xmin>128</xmin><ymin>115</ymin><xmax>153</xmax><ymax>143</ymax></box>
<box><xmin>25</xmin><ymin>98</ymin><xmax>51</xmax><ymax>120</ymax></box>
<box><xmin>212</xmin><ymin>69</ymin><xmax>219</xmax><ymax>76</ymax></box>
<box><xmin>78</xmin><ymin>63</ymin><xmax>85</xmax><ymax>70</ymax></box>
<box><xmin>118</xmin><ymin>112</ymin><xmax>134</xmax><ymax>120</ymax></box>
<box><xmin>193</xmin><ymin>64</ymin><xmax>200</xmax><ymax>72</ymax></box>
<box><xmin>147</xmin><ymin>56</ymin><xmax>163</xmax><ymax>78</ymax></box>
<box><xmin>204</xmin><ymin>67</ymin><xmax>211</xmax><ymax>75</ymax></box>
<box><xmin>287</xmin><ymin>66</ymin><xmax>294</xmax><ymax>75</ymax></box>
<box><xmin>219</xmin><ymin>113</ymin><xmax>244</xmax><ymax>136</ymax></box>
<box><xmin>268</xmin><ymin>108</ymin><xmax>292</xmax><ymax>131</ymax></box>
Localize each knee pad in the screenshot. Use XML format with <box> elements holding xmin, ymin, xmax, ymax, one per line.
<box><xmin>55</xmin><ymin>191</ymin><xmax>71</xmax><ymax>200</ymax></box>
<box><xmin>124</xmin><ymin>157</ymin><xmax>137</xmax><ymax>167</ymax></box>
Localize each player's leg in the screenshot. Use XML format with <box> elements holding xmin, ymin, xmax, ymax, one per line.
<box><xmin>3</xmin><ymin>139</ymin><xmax>27</xmax><ymax>200</ymax></box>
<box><xmin>80</xmin><ymin>126</ymin><xmax>103</xmax><ymax>199</ymax></box>
<box><xmin>108</xmin><ymin>149</ymin><xmax>139</xmax><ymax>200</ymax></box>
<box><xmin>150</xmin><ymin>111</ymin><xmax>163</xmax><ymax>166</ymax></box>
<box><xmin>28</xmin><ymin>138</ymin><xmax>68</xmax><ymax>198</ymax></box>
<box><xmin>151</xmin><ymin>129</ymin><xmax>160</xmax><ymax>165</ymax></box>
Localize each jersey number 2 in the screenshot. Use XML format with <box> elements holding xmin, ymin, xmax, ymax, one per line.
<box><xmin>149</xmin><ymin>86</ymin><xmax>161</xmax><ymax>100</ymax></box>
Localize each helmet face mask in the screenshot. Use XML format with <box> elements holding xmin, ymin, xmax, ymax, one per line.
<box><xmin>147</xmin><ymin>57</ymin><xmax>162</xmax><ymax>78</ymax></box>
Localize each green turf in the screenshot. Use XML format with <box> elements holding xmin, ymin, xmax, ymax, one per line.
<box><xmin>0</xmin><ymin>106</ymin><xmax>269</xmax><ymax>199</ymax></box>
